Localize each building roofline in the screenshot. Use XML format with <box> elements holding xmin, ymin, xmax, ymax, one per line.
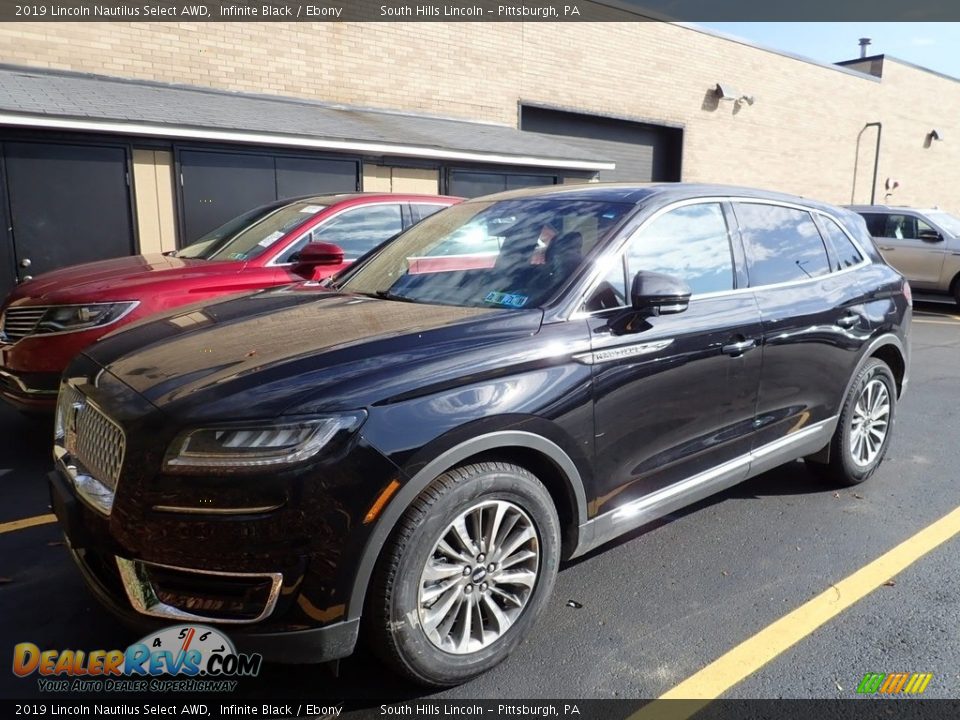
<box><xmin>0</xmin><ymin>62</ymin><xmax>523</xmax><ymax>130</ymax></box>
<box><xmin>0</xmin><ymin>112</ymin><xmax>615</xmax><ymax>172</ymax></box>
<box><xmin>675</xmin><ymin>23</ymin><xmax>881</xmax><ymax>83</ymax></box>
<box><xmin>881</xmin><ymin>54</ymin><xmax>960</xmax><ymax>85</ymax></box>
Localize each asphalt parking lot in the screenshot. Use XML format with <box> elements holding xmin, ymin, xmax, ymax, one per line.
<box><xmin>2</xmin><ymin>300</ymin><xmax>959</xmax><ymax>704</ymax></box>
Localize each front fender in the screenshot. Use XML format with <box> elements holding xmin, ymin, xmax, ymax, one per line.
<box><xmin>345</xmin><ymin>418</ymin><xmax>592</xmax><ymax>622</ymax></box>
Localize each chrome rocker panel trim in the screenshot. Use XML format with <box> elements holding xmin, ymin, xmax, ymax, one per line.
<box><xmin>572</xmin><ymin>415</ymin><xmax>838</xmax><ymax>557</ymax></box>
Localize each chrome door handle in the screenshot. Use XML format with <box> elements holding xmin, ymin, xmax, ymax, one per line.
<box><xmin>836</xmin><ymin>314</ymin><xmax>860</xmax><ymax>329</ymax></box>
<box><xmin>721</xmin><ymin>339</ymin><xmax>757</xmax><ymax>356</ymax></box>
<box><xmin>878</xmin><ymin>246</ymin><xmax>895</xmax><ymax>251</ymax></box>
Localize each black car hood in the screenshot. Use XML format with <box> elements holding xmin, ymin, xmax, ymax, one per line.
<box><xmin>83</xmin><ymin>285</ymin><xmax>543</xmax><ymax>421</ymax></box>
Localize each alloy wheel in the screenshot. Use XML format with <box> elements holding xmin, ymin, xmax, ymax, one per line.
<box><xmin>417</xmin><ymin>499</ymin><xmax>540</xmax><ymax>654</ymax></box>
<box><xmin>849</xmin><ymin>377</ymin><xmax>891</xmax><ymax>467</ymax></box>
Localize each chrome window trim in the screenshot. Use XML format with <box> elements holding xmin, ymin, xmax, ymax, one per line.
<box><xmin>115</xmin><ymin>556</ymin><xmax>283</xmax><ymax>625</ymax></box>
<box><xmin>566</xmin><ymin>196</ymin><xmax>872</xmax><ymax>321</ymax></box>
<box><xmin>265</xmin><ymin>200</ymin><xmax>406</xmax><ymax>267</ymax></box>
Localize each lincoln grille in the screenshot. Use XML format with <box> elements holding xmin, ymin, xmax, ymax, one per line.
<box><xmin>2</xmin><ymin>306</ymin><xmax>48</xmax><ymax>341</ymax></box>
<box><xmin>58</xmin><ymin>384</ymin><xmax>125</xmax><ymax>491</ymax></box>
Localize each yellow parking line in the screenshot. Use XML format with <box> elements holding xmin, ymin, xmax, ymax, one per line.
<box><xmin>0</xmin><ymin>514</ymin><xmax>56</xmax><ymax>535</ymax></box>
<box><xmin>914</xmin><ymin>319</ymin><xmax>960</xmax><ymax>326</ymax></box>
<box><xmin>630</xmin><ymin>504</ymin><xmax>960</xmax><ymax>718</ymax></box>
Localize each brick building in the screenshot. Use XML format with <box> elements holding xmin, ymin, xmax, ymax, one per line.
<box><xmin>0</xmin><ymin>18</ymin><xmax>957</xmax><ymax>296</ymax></box>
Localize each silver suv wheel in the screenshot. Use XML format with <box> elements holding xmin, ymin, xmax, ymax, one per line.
<box><xmin>418</xmin><ymin>499</ymin><xmax>540</xmax><ymax>654</ymax></box>
<box><xmin>849</xmin><ymin>377</ymin><xmax>891</xmax><ymax>467</ymax></box>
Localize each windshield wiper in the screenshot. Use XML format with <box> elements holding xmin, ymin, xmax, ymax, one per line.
<box><xmin>372</xmin><ymin>289</ymin><xmax>419</xmax><ymax>304</ymax></box>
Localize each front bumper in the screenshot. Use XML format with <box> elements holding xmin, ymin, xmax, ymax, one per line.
<box><xmin>48</xmin><ymin>467</ymin><xmax>360</xmax><ymax>663</ymax></box>
<box><xmin>0</xmin><ymin>366</ymin><xmax>58</xmax><ymax>412</ymax></box>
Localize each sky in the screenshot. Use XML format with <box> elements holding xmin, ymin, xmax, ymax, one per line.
<box><xmin>697</xmin><ymin>23</ymin><xmax>960</xmax><ymax>79</ymax></box>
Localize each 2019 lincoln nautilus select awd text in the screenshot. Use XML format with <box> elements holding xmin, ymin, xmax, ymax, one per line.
<box><xmin>49</xmin><ymin>183</ymin><xmax>910</xmax><ymax>686</ymax></box>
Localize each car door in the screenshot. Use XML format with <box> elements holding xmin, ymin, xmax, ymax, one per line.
<box><xmin>870</xmin><ymin>212</ymin><xmax>945</xmax><ymax>289</ymax></box>
<box><xmin>585</xmin><ymin>200</ymin><xmax>763</xmax><ymax>515</ymax></box>
<box><xmin>733</xmin><ymin>201</ymin><xmax>872</xmax><ymax>455</ymax></box>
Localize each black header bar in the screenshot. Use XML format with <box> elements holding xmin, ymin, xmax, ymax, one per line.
<box><xmin>1</xmin><ymin>0</ymin><xmax>959</xmax><ymax>22</ymax></box>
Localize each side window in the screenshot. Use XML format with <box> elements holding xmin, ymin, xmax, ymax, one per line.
<box><xmin>883</xmin><ymin>214</ymin><xmax>932</xmax><ymax>241</ymax></box>
<box><xmin>860</xmin><ymin>213</ymin><xmax>887</xmax><ymax>237</ymax></box>
<box><xmin>625</xmin><ymin>203</ymin><xmax>735</xmax><ymax>295</ymax></box>
<box><xmin>278</xmin><ymin>205</ymin><xmax>404</xmax><ymax>263</ymax></box>
<box><xmin>585</xmin><ymin>203</ymin><xmax>734</xmax><ymax>311</ymax></box>
<box><xmin>314</xmin><ymin>205</ymin><xmax>403</xmax><ymax>260</ymax></box>
<box><xmin>883</xmin><ymin>215</ymin><xmax>917</xmax><ymax>240</ymax></box>
<box><xmin>819</xmin><ymin>216</ymin><xmax>864</xmax><ymax>271</ymax></box>
<box><xmin>735</xmin><ymin>203</ymin><xmax>830</xmax><ymax>286</ymax></box>
<box><xmin>916</xmin><ymin>216</ymin><xmax>936</xmax><ymax>238</ymax></box>
<box><xmin>414</xmin><ymin>204</ymin><xmax>449</xmax><ymax>223</ymax></box>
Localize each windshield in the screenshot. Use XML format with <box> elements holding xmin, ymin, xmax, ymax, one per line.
<box><xmin>925</xmin><ymin>211</ymin><xmax>960</xmax><ymax>237</ymax></box>
<box><xmin>176</xmin><ymin>201</ymin><xmax>327</xmax><ymax>261</ymax></box>
<box><xmin>338</xmin><ymin>197</ymin><xmax>632</xmax><ymax>308</ymax></box>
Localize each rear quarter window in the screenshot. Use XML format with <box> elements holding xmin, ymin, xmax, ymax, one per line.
<box><xmin>819</xmin><ymin>216</ymin><xmax>864</xmax><ymax>271</ymax></box>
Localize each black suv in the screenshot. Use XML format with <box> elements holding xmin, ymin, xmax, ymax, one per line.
<box><xmin>50</xmin><ymin>184</ymin><xmax>910</xmax><ymax>686</ymax></box>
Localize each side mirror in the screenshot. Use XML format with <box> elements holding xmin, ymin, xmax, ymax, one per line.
<box><xmin>917</xmin><ymin>229</ymin><xmax>943</xmax><ymax>242</ymax></box>
<box><xmin>631</xmin><ymin>271</ymin><xmax>692</xmax><ymax>315</ymax></box>
<box><xmin>293</xmin><ymin>242</ymin><xmax>345</xmax><ymax>268</ymax></box>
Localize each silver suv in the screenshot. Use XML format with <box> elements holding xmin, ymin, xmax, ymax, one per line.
<box><xmin>849</xmin><ymin>205</ymin><xmax>960</xmax><ymax>305</ymax></box>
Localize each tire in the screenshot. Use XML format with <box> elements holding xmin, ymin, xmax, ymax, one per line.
<box><xmin>367</xmin><ymin>461</ymin><xmax>561</xmax><ymax>687</ymax></box>
<box><xmin>806</xmin><ymin>357</ymin><xmax>896</xmax><ymax>486</ymax></box>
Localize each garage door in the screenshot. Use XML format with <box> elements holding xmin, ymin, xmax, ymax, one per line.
<box><xmin>0</xmin><ymin>141</ymin><xmax>134</xmax><ymax>295</ymax></box>
<box><xmin>178</xmin><ymin>150</ymin><xmax>359</xmax><ymax>243</ymax></box>
<box><xmin>520</xmin><ymin>106</ymin><xmax>682</xmax><ymax>183</ymax></box>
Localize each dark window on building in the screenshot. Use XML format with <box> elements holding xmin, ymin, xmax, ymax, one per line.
<box><xmin>178</xmin><ymin>149</ymin><xmax>358</xmax><ymax>244</ymax></box>
<box><xmin>735</xmin><ymin>203</ymin><xmax>830</xmax><ymax>286</ymax></box>
<box><xmin>819</xmin><ymin>217</ymin><xmax>864</xmax><ymax>271</ymax></box>
<box><xmin>447</xmin><ymin>170</ymin><xmax>556</xmax><ymax>199</ymax></box>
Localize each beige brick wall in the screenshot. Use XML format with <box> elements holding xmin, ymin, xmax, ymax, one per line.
<box><xmin>131</xmin><ymin>148</ymin><xmax>177</xmax><ymax>253</ymax></box>
<box><xmin>3</xmin><ymin>21</ymin><xmax>960</xmax><ymax>212</ymax></box>
<box><xmin>363</xmin><ymin>164</ymin><xmax>440</xmax><ymax>194</ymax></box>
<box><xmin>390</xmin><ymin>167</ymin><xmax>440</xmax><ymax>194</ymax></box>
<box><xmin>362</xmin><ymin>164</ymin><xmax>393</xmax><ymax>192</ymax></box>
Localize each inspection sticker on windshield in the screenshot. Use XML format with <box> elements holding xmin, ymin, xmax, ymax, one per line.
<box><xmin>484</xmin><ymin>291</ymin><xmax>528</xmax><ymax>308</ymax></box>
<box><xmin>257</xmin><ymin>230</ymin><xmax>285</xmax><ymax>247</ymax></box>
<box><xmin>299</xmin><ymin>205</ymin><xmax>324</xmax><ymax>214</ymax></box>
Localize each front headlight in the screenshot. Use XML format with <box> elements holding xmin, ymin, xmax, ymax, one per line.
<box><xmin>36</xmin><ymin>302</ymin><xmax>139</xmax><ymax>334</ymax></box>
<box><xmin>163</xmin><ymin>413</ymin><xmax>366</xmax><ymax>473</ymax></box>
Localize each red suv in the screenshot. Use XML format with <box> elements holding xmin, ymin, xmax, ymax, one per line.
<box><xmin>0</xmin><ymin>193</ymin><xmax>459</xmax><ymax>412</ymax></box>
